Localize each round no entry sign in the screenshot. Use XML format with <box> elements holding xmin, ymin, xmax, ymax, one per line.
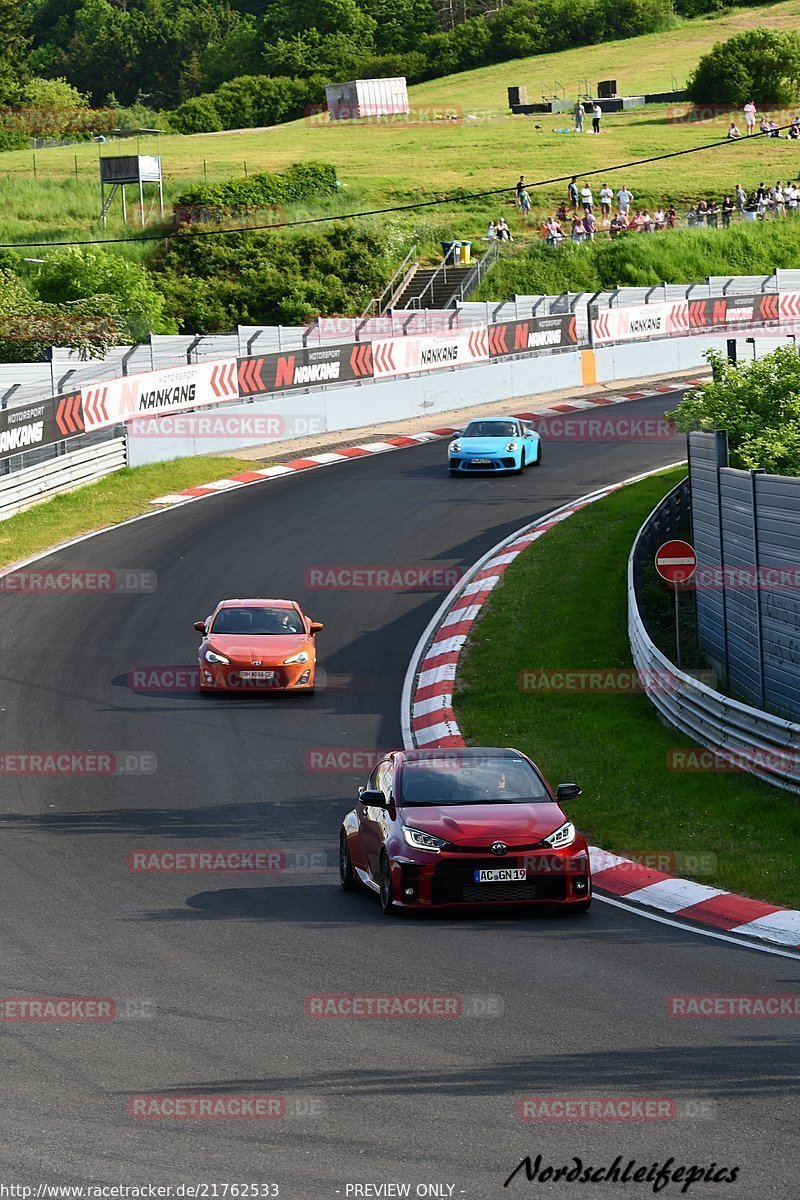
<box><xmin>655</xmin><ymin>540</ymin><xmax>697</xmax><ymax>584</ymax></box>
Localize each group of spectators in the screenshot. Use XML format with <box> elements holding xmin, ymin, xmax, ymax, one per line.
<box><xmin>513</xmin><ymin>172</ymin><xmax>800</xmax><ymax>249</ymax></box>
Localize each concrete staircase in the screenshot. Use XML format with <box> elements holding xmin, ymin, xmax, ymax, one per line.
<box><xmin>393</xmin><ymin>264</ymin><xmax>473</xmax><ymax>310</ymax></box>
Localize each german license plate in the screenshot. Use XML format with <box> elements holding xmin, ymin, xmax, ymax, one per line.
<box><xmin>470</xmin><ymin>458</ymin><xmax>491</xmax><ymax>465</ymax></box>
<box><xmin>240</xmin><ymin>670</ymin><xmax>278</xmax><ymax>682</ymax></box>
<box><xmin>473</xmin><ymin>868</ymin><xmax>527</xmax><ymax>883</ymax></box>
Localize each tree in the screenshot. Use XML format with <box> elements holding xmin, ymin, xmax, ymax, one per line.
<box><xmin>0</xmin><ymin>0</ymin><xmax>29</xmax><ymax>103</ymax></box>
<box><xmin>35</xmin><ymin>248</ymin><xmax>176</xmax><ymax>343</ymax></box>
<box><xmin>0</xmin><ymin>269</ymin><xmax>125</xmax><ymax>362</ymax></box>
<box><xmin>688</xmin><ymin>28</ymin><xmax>800</xmax><ymax>106</ymax></box>
<box><xmin>668</xmin><ymin>348</ymin><xmax>800</xmax><ymax>476</ymax></box>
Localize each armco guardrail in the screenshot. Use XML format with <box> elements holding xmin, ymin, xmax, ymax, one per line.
<box><xmin>629</xmin><ymin>478</ymin><xmax>800</xmax><ymax>794</ymax></box>
<box><xmin>0</xmin><ymin>437</ymin><xmax>126</xmax><ymax>520</ymax></box>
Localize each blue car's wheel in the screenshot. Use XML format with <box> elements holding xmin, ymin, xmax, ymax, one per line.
<box><xmin>533</xmin><ymin>442</ymin><xmax>542</xmax><ymax>466</ymax></box>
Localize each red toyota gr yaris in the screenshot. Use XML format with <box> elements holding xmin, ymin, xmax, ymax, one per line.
<box><xmin>339</xmin><ymin>747</ymin><xmax>591</xmax><ymax>914</ymax></box>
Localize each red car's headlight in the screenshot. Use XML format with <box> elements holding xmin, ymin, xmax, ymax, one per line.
<box><xmin>402</xmin><ymin>825</ymin><xmax>447</xmax><ymax>852</ymax></box>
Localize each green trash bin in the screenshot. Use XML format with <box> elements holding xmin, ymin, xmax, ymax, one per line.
<box><xmin>441</xmin><ymin>240</ymin><xmax>461</xmax><ymax>264</ymax></box>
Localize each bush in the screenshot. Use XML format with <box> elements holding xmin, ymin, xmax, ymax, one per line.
<box><xmin>668</xmin><ymin>348</ymin><xmax>800</xmax><ymax>475</ymax></box>
<box><xmin>172</xmin><ymin>161</ymin><xmax>339</xmax><ymax>222</ymax></box>
<box><xmin>688</xmin><ymin>28</ymin><xmax>800</xmax><ymax>106</ymax></box>
<box><xmin>0</xmin><ymin>268</ymin><xmax>124</xmax><ymax>362</ymax></box>
<box><xmin>35</xmin><ymin>248</ymin><xmax>176</xmax><ymax>343</ymax></box>
<box><xmin>151</xmin><ymin>223</ymin><xmax>390</xmax><ymax>330</ymax></box>
<box><xmin>171</xmin><ymin>94</ymin><xmax>223</xmax><ymax>134</ymax></box>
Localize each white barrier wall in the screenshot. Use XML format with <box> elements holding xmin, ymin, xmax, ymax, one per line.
<box><xmin>126</xmin><ymin>352</ymin><xmax>585</xmax><ymax>467</ymax></box>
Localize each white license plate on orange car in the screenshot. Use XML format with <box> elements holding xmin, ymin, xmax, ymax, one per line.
<box><xmin>240</xmin><ymin>670</ymin><xmax>278</xmax><ymax>682</ymax></box>
<box><xmin>473</xmin><ymin>868</ymin><xmax>526</xmax><ymax>882</ymax></box>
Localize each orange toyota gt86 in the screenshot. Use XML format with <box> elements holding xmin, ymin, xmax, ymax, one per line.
<box><xmin>195</xmin><ymin>599</ymin><xmax>323</xmax><ymax>693</ymax></box>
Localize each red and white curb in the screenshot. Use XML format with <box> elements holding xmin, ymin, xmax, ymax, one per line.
<box><xmin>400</xmin><ymin>469</ymin><xmax>800</xmax><ymax>954</ymax></box>
<box><xmin>148</xmin><ymin>379</ymin><xmax>707</xmax><ymax>507</ymax></box>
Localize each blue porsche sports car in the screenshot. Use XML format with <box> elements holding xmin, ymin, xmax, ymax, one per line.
<box><xmin>447</xmin><ymin>417</ymin><xmax>541</xmax><ymax>475</ymax></box>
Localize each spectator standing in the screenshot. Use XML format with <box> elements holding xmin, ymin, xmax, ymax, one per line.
<box><xmin>666</xmin><ymin>204</ymin><xmax>676</xmax><ymax>228</ymax></box>
<box><xmin>744</xmin><ymin>100</ymin><xmax>756</xmax><ymax>135</ymax></box>
<box><xmin>519</xmin><ymin>187</ymin><xmax>532</xmax><ymax>224</ymax></box>
<box><xmin>592</xmin><ymin>102</ymin><xmax>602</xmax><ymax>134</ymax></box>
<box><xmin>696</xmin><ymin>198</ymin><xmax>708</xmax><ymax>224</ymax></box>
<box><xmin>609</xmin><ymin>212</ymin><xmax>625</xmax><ymax>238</ymax></box>
<box><xmin>707</xmin><ymin>199</ymin><xmax>719</xmax><ymax>228</ymax></box>
<box><xmin>653</xmin><ymin>206</ymin><xmax>665</xmax><ymax>230</ymax></box>
<box><xmin>580</xmin><ymin>183</ymin><xmax>593</xmax><ymax>211</ymax></box>
<box><xmin>721</xmin><ymin>195</ymin><xmax>734</xmax><ymax>227</ymax></box>
<box><xmin>735</xmin><ymin>183</ymin><xmax>746</xmax><ymax>218</ymax></box>
<box><xmin>573</xmin><ymin>101</ymin><xmax>584</xmax><ymax>133</ymax></box>
<box><xmin>556</xmin><ymin>201</ymin><xmax>568</xmax><ymax>223</ymax></box>
<box><xmin>616</xmin><ymin>185</ymin><xmax>633</xmax><ymax>215</ymax></box>
<box><xmin>787</xmin><ymin>182</ymin><xmax>799</xmax><ymax>214</ymax></box>
<box><xmin>773</xmin><ymin>182</ymin><xmax>785</xmax><ymax>217</ymax></box>
<box><xmin>515</xmin><ymin>176</ymin><xmax>526</xmax><ymax>207</ymax></box>
<box><xmin>568</xmin><ymin>177</ymin><xmax>579</xmax><ymax>207</ymax></box>
<box><xmin>571</xmin><ymin>212</ymin><xmax>586</xmax><ymax>244</ymax></box>
<box><xmin>599</xmin><ymin>183</ymin><xmax>613</xmax><ymax>218</ymax></box>
<box><xmin>583</xmin><ymin>208</ymin><xmax>597</xmax><ymax>240</ymax></box>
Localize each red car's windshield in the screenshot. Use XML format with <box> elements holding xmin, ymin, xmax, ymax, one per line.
<box><xmin>211</xmin><ymin>607</ymin><xmax>305</xmax><ymax>635</ymax></box>
<box><xmin>399</xmin><ymin>757</ymin><xmax>548</xmax><ymax>806</ymax></box>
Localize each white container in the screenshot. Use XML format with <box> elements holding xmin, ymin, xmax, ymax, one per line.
<box><xmin>325</xmin><ymin>78</ymin><xmax>409</xmax><ymax>121</ymax></box>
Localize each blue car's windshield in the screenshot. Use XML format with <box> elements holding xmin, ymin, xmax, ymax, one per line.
<box><xmin>399</xmin><ymin>756</ymin><xmax>549</xmax><ymax>805</ymax></box>
<box><xmin>463</xmin><ymin>421</ymin><xmax>517</xmax><ymax>439</ymax></box>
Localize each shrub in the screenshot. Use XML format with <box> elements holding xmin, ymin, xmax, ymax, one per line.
<box><xmin>688</xmin><ymin>29</ymin><xmax>800</xmax><ymax>106</ymax></box>
<box><xmin>151</xmin><ymin>223</ymin><xmax>390</xmax><ymax>330</ymax></box>
<box><xmin>172</xmin><ymin>161</ymin><xmax>338</xmax><ymax>223</ymax></box>
<box><xmin>668</xmin><ymin>348</ymin><xmax>800</xmax><ymax>475</ymax></box>
<box><xmin>35</xmin><ymin>247</ymin><xmax>175</xmax><ymax>342</ymax></box>
<box><xmin>171</xmin><ymin>93</ymin><xmax>223</xmax><ymax>134</ymax></box>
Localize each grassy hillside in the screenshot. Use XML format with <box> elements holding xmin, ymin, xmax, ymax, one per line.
<box><xmin>1</xmin><ymin>2</ymin><xmax>799</xmax><ymax>283</ymax></box>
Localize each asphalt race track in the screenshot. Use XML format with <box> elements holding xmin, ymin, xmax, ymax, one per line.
<box><xmin>1</xmin><ymin>390</ymin><xmax>797</xmax><ymax>1198</ymax></box>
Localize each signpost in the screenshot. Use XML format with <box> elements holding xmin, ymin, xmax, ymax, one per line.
<box><xmin>655</xmin><ymin>540</ymin><xmax>697</xmax><ymax>669</ymax></box>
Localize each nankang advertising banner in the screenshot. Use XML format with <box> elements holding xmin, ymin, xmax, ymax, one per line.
<box><xmin>0</xmin><ymin>391</ymin><xmax>86</xmax><ymax>462</ymax></box>
<box><xmin>81</xmin><ymin>360</ymin><xmax>239</xmax><ymax>432</ymax></box>
<box><xmin>371</xmin><ymin>328</ymin><xmax>488</xmax><ymax>379</ymax></box>
<box><xmin>487</xmin><ymin>314</ymin><xmax>577</xmax><ymax>357</ymax></box>
<box><xmin>237</xmin><ymin>342</ymin><xmax>374</xmax><ymax>397</ymax></box>
<box><xmin>592</xmin><ymin>302</ymin><xmax>689</xmax><ymax>345</ymax></box>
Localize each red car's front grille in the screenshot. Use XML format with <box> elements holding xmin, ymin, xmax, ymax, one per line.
<box><xmin>430</xmin><ymin>859</ymin><xmax>568</xmax><ymax>905</ymax></box>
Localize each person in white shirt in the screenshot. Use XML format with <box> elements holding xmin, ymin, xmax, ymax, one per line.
<box><xmin>599</xmin><ymin>183</ymin><xmax>613</xmax><ymax>218</ymax></box>
<box><xmin>727</xmin><ymin>122</ymin><xmax>741</xmax><ymax>140</ymax></box>
<box><xmin>616</xmin><ymin>186</ymin><xmax>633</xmax><ymax>215</ymax></box>
<box><xmin>744</xmin><ymin>101</ymin><xmax>756</xmax><ymax>134</ymax></box>
<box><xmin>592</xmin><ymin>103</ymin><xmax>602</xmax><ymax>134</ymax></box>
<box><xmin>653</xmin><ymin>207</ymin><xmax>665</xmax><ymax>229</ymax></box>
<box><xmin>580</xmin><ymin>184</ymin><xmax>593</xmax><ymax>211</ymax></box>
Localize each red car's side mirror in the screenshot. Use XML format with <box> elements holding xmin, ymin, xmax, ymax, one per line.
<box><xmin>309</xmin><ymin>621</ymin><xmax>324</xmax><ymax>634</ymax></box>
<box><xmin>194</xmin><ymin>621</ymin><xmax>206</xmax><ymax>633</ymax></box>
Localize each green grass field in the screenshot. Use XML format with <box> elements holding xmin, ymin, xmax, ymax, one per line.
<box><xmin>0</xmin><ymin>456</ymin><xmax>252</xmax><ymax>568</ymax></box>
<box><xmin>455</xmin><ymin>467</ymin><xmax>800</xmax><ymax>909</ymax></box>
<box><xmin>2</xmin><ymin>1</ymin><xmax>800</xmax><ymax>256</ymax></box>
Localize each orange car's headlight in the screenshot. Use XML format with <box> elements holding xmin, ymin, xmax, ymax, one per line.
<box><xmin>283</xmin><ymin>650</ymin><xmax>310</xmax><ymax>665</ymax></box>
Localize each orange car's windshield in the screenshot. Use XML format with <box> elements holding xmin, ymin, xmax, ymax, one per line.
<box><xmin>211</xmin><ymin>607</ymin><xmax>305</xmax><ymax>635</ymax></box>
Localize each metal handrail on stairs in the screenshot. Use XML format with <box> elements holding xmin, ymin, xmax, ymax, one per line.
<box><xmin>361</xmin><ymin>244</ymin><xmax>418</xmax><ymax>318</ymax></box>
